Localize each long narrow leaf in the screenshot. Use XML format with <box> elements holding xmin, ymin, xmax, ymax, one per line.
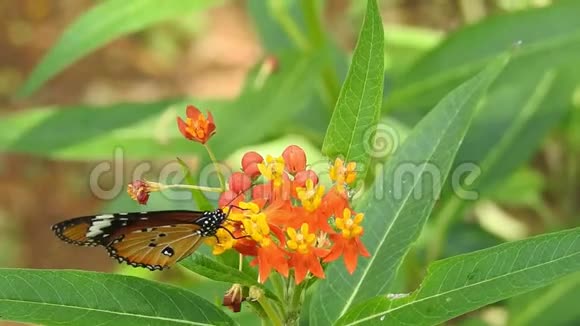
<box><xmin>0</xmin><ymin>269</ymin><xmax>233</xmax><ymax>325</ymax></box>
<box><xmin>18</xmin><ymin>0</ymin><xmax>221</xmax><ymax>97</ymax></box>
<box><xmin>309</xmin><ymin>54</ymin><xmax>509</xmax><ymax>324</ymax></box>
<box><xmin>321</xmin><ymin>0</ymin><xmax>384</xmax><ymax>175</ymax></box>
<box><xmin>338</xmin><ymin>227</ymin><xmax>580</xmax><ymax>325</ymax></box>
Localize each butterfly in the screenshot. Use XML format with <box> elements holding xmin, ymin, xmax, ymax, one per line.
<box><xmin>51</xmin><ymin>208</ymin><xmax>229</xmax><ymax>271</ymax></box>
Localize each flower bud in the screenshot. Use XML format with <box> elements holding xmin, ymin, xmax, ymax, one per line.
<box><xmin>218</xmin><ymin>190</ymin><xmax>240</xmax><ymax>208</ymax></box>
<box><xmin>282</xmin><ymin>145</ymin><xmax>306</xmax><ymax>175</ymax></box>
<box><xmin>228</xmin><ymin>172</ymin><xmax>252</xmax><ymax>194</ymax></box>
<box><xmin>241</xmin><ymin>151</ymin><xmax>264</xmax><ymax>178</ymax></box>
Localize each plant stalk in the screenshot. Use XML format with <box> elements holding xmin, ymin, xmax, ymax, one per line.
<box><xmin>203</xmin><ymin>144</ymin><xmax>226</xmax><ymax>190</ymax></box>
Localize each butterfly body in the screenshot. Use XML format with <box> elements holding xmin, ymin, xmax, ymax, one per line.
<box><xmin>52</xmin><ymin>209</ymin><xmax>227</xmax><ymax>270</ymax></box>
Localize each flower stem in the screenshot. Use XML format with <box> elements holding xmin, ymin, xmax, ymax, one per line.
<box><xmin>203</xmin><ymin>144</ymin><xmax>226</xmax><ymax>191</ymax></box>
<box><xmin>283</xmin><ymin>273</ymin><xmax>304</xmax><ymax>326</ymax></box>
<box><xmin>160</xmin><ymin>184</ymin><xmax>223</xmax><ymax>193</ymax></box>
<box><xmin>269</xmin><ymin>273</ymin><xmax>287</xmax><ymax>314</ymax></box>
<box><xmin>257</xmin><ymin>296</ymin><xmax>283</xmax><ymax>326</ymax></box>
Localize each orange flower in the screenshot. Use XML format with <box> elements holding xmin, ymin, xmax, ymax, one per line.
<box><xmin>177</xmin><ymin>105</ymin><xmax>216</xmax><ymax>144</ymax></box>
<box><xmin>251</xmin><ymin>243</ymin><xmax>289</xmax><ymax>283</ymax></box>
<box><xmin>127</xmin><ymin>180</ymin><xmax>160</xmax><ymax>205</ymax></box>
<box><xmin>229</xmin><ymin>201</ymin><xmax>289</xmax><ymax>282</ymax></box>
<box><xmin>319</xmin><ymin>186</ymin><xmax>350</xmax><ymax>218</ymax></box>
<box><xmin>324</xmin><ymin>208</ymin><xmax>370</xmax><ymax>274</ymax></box>
<box><xmin>329</xmin><ymin>158</ymin><xmax>357</xmax><ymax>192</ymax></box>
<box><xmin>287</xmin><ymin>223</ymin><xmax>328</xmax><ymax>284</ymax></box>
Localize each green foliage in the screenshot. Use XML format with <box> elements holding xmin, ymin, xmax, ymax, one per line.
<box><xmin>180</xmin><ymin>254</ymin><xmax>279</xmax><ymax>301</ymax></box>
<box><xmin>0</xmin><ymin>269</ymin><xmax>233</xmax><ymax>325</ymax></box>
<box><xmin>321</xmin><ymin>0</ymin><xmax>384</xmax><ymax>176</ymax></box>
<box><xmin>310</xmin><ymin>53</ymin><xmax>509</xmax><ymax>325</ymax></box>
<box><xmin>18</xmin><ymin>0</ymin><xmax>222</xmax><ymax>97</ymax></box>
<box><xmin>2</xmin><ymin>0</ymin><xmax>580</xmax><ymax>325</ymax></box>
<box><xmin>337</xmin><ymin>227</ymin><xmax>580</xmax><ymax>325</ymax></box>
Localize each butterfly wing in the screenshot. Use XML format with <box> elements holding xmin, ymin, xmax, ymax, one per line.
<box><xmin>105</xmin><ymin>224</ymin><xmax>205</xmax><ymax>270</ymax></box>
<box><xmin>52</xmin><ymin>209</ymin><xmax>227</xmax><ymax>270</ymax></box>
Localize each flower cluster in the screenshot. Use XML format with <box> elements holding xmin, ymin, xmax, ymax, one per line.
<box><xmin>127</xmin><ymin>105</ymin><xmax>370</xmax><ymax>286</ymax></box>
<box><xmin>208</xmin><ymin>146</ymin><xmax>369</xmax><ymax>284</ymax></box>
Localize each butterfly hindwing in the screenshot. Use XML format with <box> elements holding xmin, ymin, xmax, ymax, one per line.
<box><xmin>51</xmin><ymin>209</ymin><xmax>228</xmax><ymax>270</ymax></box>
<box><xmin>106</xmin><ymin>224</ymin><xmax>204</xmax><ymax>270</ymax></box>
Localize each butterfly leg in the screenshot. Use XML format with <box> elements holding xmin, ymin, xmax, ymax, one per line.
<box><xmin>219</xmin><ymin>226</ymin><xmax>251</xmax><ymax>240</ymax></box>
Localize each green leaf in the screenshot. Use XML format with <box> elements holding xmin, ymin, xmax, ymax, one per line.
<box><xmin>386</xmin><ymin>0</ymin><xmax>580</xmax><ymax>113</ymax></box>
<box><xmin>337</xmin><ymin>227</ymin><xmax>580</xmax><ymax>325</ymax></box>
<box><xmin>0</xmin><ymin>268</ymin><xmax>233</xmax><ymax>325</ymax></box>
<box><xmin>321</xmin><ymin>0</ymin><xmax>384</xmax><ymax>175</ymax></box>
<box><xmin>508</xmin><ymin>272</ymin><xmax>580</xmax><ymax>326</ymax></box>
<box><xmin>18</xmin><ymin>0</ymin><xmax>221</xmax><ymax>97</ymax></box>
<box><xmin>310</xmin><ymin>54</ymin><xmax>509</xmax><ymax>324</ymax></box>
<box><xmin>181</xmin><ymin>254</ymin><xmax>279</xmax><ymax>301</ymax></box>
<box><xmin>1</xmin><ymin>52</ymin><xmax>321</xmax><ymax>160</ymax></box>
<box><xmin>427</xmin><ymin>64</ymin><xmax>577</xmax><ymax>260</ymax></box>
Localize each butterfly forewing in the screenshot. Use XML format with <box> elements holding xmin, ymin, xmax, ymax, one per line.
<box><xmin>51</xmin><ymin>209</ymin><xmax>227</xmax><ymax>270</ymax></box>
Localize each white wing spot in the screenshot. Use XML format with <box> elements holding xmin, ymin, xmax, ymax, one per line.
<box><xmin>87</xmin><ymin>219</ymin><xmax>113</xmax><ymax>238</ymax></box>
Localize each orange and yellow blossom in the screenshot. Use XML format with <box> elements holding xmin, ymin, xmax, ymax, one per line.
<box><xmin>287</xmin><ymin>223</ymin><xmax>328</xmax><ymax>284</ymax></box>
<box><xmin>204</xmin><ymin>223</ymin><xmax>237</xmax><ymax>255</ymax></box>
<box><xmin>324</xmin><ymin>208</ymin><xmax>370</xmax><ymax>274</ymax></box>
<box><xmin>228</xmin><ymin>202</ymin><xmax>289</xmax><ymax>283</ymax></box>
<box><xmin>257</xmin><ymin>155</ymin><xmax>286</xmax><ymax>188</ymax></box>
<box><xmin>329</xmin><ymin>158</ymin><xmax>357</xmax><ymax>193</ymax></box>
<box><xmin>177</xmin><ymin>105</ymin><xmax>216</xmax><ymax>144</ymax></box>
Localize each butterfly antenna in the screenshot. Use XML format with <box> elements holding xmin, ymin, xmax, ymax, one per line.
<box><xmin>222</xmin><ymin>179</ymin><xmax>261</xmax><ymax>216</ymax></box>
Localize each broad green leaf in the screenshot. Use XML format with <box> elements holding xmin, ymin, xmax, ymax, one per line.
<box><xmin>508</xmin><ymin>272</ymin><xmax>580</xmax><ymax>326</ymax></box>
<box><xmin>322</xmin><ymin>0</ymin><xmax>384</xmax><ymax>175</ymax></box>
<box><xmin>181</xmin><ymin>254</ymin><xmax>279</xmax><ymax>301</ymax></box>
<box><xmin>0</xmin><ymin>269</ymin><xmax>233</xmax><ymax>325</ymax></box>
<box><xmin>385</xmin><ymin>0</ymin><xmax>580</xmax><ymax>113</ymax></box>
<box><xmin>444</xmin><ymin>66</ymin><xmax>573</xmax><ymax>197</ymax></box>
<box><xmin>1</xmin><ymin>52</ymin><xmax>321</xmax><ymax>160</ymax></box>
<box><xmin>428</xmin><ymin>65</ymin><xmax>576</xmax><ymax>260</ymax></box>
<box><xmin>309</xmin><ymin>54</ymin><xmax>509</xmax><ymax>324</ymax></box>
<box><xmin>337</xmin><ymin>227</ymin><xmax>580</xmax><ymax>325</ymax></box>
<box><xmin>18</xmin><ymin>0</ymin><xmax>221</xmax><ymax>97</ymax></box>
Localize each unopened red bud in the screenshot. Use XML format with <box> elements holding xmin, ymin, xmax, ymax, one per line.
<box><xmin>229</xmin><ymin>172</ymin><xmax>252</xmax><ymax>194</ymax></box>
<box><xmin>282</xmin><ymin>145</ymin><xmax>306</xmax><ymax>175</ymax></box>
<box><xmin>219</xmin><ymin>190</ymin><xmax>240</xmax><ymax>208</ymax></box>
<box><xmin>241</xmin><ymin>151</ymin><xmax>264</xmax><ymax>178</ymax></box>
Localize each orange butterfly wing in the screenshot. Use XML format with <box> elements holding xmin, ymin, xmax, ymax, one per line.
<box><xmin>52</xmin><ymin>209</ymin><xmax>228</xmax><ymax>270</ymax></box>
<box><xmin>106</xmin><ymin>224</ymin><xmax>205</xmax><ymax>270</ymax></box>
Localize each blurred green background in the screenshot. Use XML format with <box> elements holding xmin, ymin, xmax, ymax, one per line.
<box><xmin>0</xmin><ymin>0</ymin><xmax>578</xmax><ymax>325</ymax></box>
